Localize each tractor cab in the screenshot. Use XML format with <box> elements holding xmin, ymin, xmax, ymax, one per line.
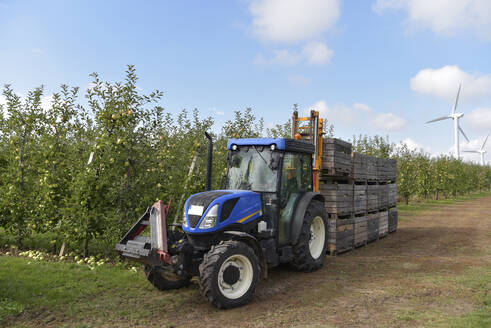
<box><xmin>181</xmin><ymin>138</ymin><xmax>315</xmax><ymax>249</ymax></box>
<box><xmin>225</xmin><ymin>138</ymin><xmax>314</xmax><ymax>246</ymax></box>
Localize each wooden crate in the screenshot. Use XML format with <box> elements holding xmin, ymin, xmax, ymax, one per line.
<box><xmin>328</xmin><ymin>217</ymin><xmax>354</xmax><ymax>254</ymax></box>
<box><xmin>319</xmin><ymin>183</ymin><xmax>353</xmax><ymax>215</ymax></box>
<box><xmin>354</xmin><ymin>215</ymin><xmax>367</xmax><ymax>247</ymax></box>
<box><xmin>321</xmin><ymin>138</ymin><xmax>352</xmax><ymax>176</ymax></box>
<box><xmin>378</xmin><ymin>184</ymin><xmax>389</xmax><ymax>210</ymax></box>
<box><xmin>379</xmin><ymin>210</ymin><xmax>388</xmax><ymax>237</ymax></box>
<box><xmin>352</xmin><ymin>152</ymin><xmax>367</xmax><ymax>181</ymax></box>
<box><xmin>366</xmin><ymin>156</ymin><xmax>377</xmax><ymax>181</ymax></box>
<box><xmin>354</xmin><ymin>184</ymin><xmax>367</xmax><ymax>214</ymax></box>
<box><xmin>388</xmin><ymin>183</ymin><xmax>397</xmax><ymax>207</ymax></box>
<box><xmin>367</xmin><ymin>212</ymin><xmax>379</xmax><ymax>242</ymax></box>
<box><xmin>367</xmin><ymin>184</ymin><xmax>379</xmax><ymax>211</ymax></box>
<box><xmin>388</xmin><ymin>207</ymin><xmax>398</xmax><ymax>232</ymax></box>
<box><xmin>377</xmin><ymin>158</ymin><xmax>397</xmax><ymax>183</ymax></box>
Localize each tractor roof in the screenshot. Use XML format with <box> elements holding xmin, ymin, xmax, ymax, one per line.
<box><xmin>227</xmin><ymin>138</ymin><xmax>314</xmax><ymax>154</ymax></box>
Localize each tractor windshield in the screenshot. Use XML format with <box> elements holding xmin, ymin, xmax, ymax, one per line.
<box><xmin>226</xmin><ymin>146</ymin><xmax>278</xmax><ymax>192</ymax></box>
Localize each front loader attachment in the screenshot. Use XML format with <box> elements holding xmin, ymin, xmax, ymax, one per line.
<box><xmin>115</xmin><ymin>200</ymin><xmax>173</xmax><ymax>265</ymax></box>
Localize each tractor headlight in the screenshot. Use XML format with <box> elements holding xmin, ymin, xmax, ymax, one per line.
<box><xmin>182</xmin><ymin>209</ymin><xmax>188</xmax><ymax>228</ymax></box>
<box><xmin>199</xmin><ymin>204</ymin><xmax>219</xmax><ymax>229</ymax></box>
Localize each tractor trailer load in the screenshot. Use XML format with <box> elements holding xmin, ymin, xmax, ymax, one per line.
<box><xmin>115</xmin><ymin>110</ymin><xmax>398</xmax><ymax>309</ymax></box>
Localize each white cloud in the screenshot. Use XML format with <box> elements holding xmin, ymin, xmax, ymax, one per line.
<box><xmin>254</xmin><ymin>50</ymin><xmax>300</xmax><ymax>66</ymax></box>
<box><xmin>41</xmin><ymin>95</ymin><xmax>53</xmax><ymax>111</ymax></box>
<box><xmin>255</xmin><ymin>43</ymin><xmax>333</xmax><ymax>67</ymax></box>
<box><xmin>307</xmin><ymin>101</ymin><xmax>407</xmax><ymax>132</ymax></box>
<box><xmin>250</xmin><ymin>0</ymin><xmax>340</xmax><ymax>43</ymax></box>
<box><xmin>373</xmin><ymin>0</ymin><xmax>491</xmax><ymax>39</ymax></box>
<box><xmin>467</xmin><ymin>107</ymin><xmax>491</xmax><ymax>129</ymax></box>
<box><xmin>398</xmin><ymin>137</ymin><xmax>431</xmax><ymax>153</ymax></box>
<box><xmin>302</xmin><ymin>41</ymin><xmax>333</xmax><ymax>65</ymax></box>
<box><xmin>371</xmin><ymin>112</ymin><xmax>408</xmax><ymax>131</ymax></box>
<box><xmin>211</xmin><ymin>108</ymin><xmax>225</xmax><ymax>116</ymax></box>
<box><xmin>0</xmin><ymin>95</ymin><xmax>6</xmax><ymax>117</ymax></box>
<box><xmin>410</xmin><ymin>65</ymin><xmax>491</xmax><ymax>100</ymax></box>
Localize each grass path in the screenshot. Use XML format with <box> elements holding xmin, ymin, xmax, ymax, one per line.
<box><xmin>1</xmin><ymin>193</ymin><xmax>490</xmax><ymax>328</ymax></box>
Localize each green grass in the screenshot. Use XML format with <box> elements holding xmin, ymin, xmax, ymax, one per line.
<box><xmin>0</xmin><ymin>255</ymin><xmax>197</xmax><ymax>327</ymax></box>
<box><xmin>397</xmin><ymin>190</ymin><xmax>491</xmax><ymax>213</ymax></box>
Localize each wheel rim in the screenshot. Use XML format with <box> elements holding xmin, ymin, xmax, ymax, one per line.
<box><xmin>218</xmin><ymin>254</ymin><xmax>253</xmax><ymax>300</ymax></box>
<box><xmin>309</xmin><ymin>216</ymin><xmax>325</xmax><ymax>259</ymax></box>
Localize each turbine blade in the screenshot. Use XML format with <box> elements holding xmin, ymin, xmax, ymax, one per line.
<box><xmin>426</xmin><ymin>116</ymin><xmax>451</xmax><ymax>123</ymax></box>
<box><xmin>459</xmin><ymin>125</ymin><xmax>470</xmax><ymax>142</ymax></box>
<box><xmin>482</xmin><ymin>133</ymin><xmax>489</xmax><ymax>150</ymax></box>
<box><xmin>462</xmin><ymin>150</ymin><xmax>479</xmax><ymax>153</ymax></box>
<box><xmin>452</xmin><ymin>83</ymin><xmax>461</xmax><ymax>114</ymax></box>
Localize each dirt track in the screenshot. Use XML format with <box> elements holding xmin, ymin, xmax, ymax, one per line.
<box><xmin>153</xmin><ymin>196</ymin><xmax>491</xmax><ymax>328</ymax></box>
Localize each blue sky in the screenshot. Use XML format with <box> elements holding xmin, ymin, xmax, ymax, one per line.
<box><xmin>1</xmin><ymin>0</ymin><xmax>491</xmax><ymax>162</ymax></box>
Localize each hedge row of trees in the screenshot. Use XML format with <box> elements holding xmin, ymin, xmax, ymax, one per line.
<box><xmin>1</xmin><ymin>67</ymin><xmax>490</xmax><ymax>254</ymax></box>
<box><xmin>352</xmin><ymin>135</ymin><xmax>491</xmax><ymax>204</ymax></box>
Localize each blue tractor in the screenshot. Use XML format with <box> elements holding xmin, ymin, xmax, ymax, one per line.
<box><xmin>116</xmin><ymin>116</ymin><xmax>328</xmax><ymax>308</ymax></box>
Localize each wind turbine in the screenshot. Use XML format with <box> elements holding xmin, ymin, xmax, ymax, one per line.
<box><xmin>462</xmin><ymin>134</ymin><xmax>489</xmax><ymax>165</ymax></box>
<box><xmin>426</xmin><ymin>83</ymin><xmax>470</xmax><ymax>158</ymax></box>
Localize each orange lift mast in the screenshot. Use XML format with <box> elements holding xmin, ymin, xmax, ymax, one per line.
<box><xmin>291</xmin><ymin>110</ymin><xmax>323</xmax><ymax>192</ymax></box>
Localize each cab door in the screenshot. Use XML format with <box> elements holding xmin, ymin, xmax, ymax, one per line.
<box><xmin>278</xmin><ymin>152</ymin><xmax>313</xmax><ymax>246</ymax></box>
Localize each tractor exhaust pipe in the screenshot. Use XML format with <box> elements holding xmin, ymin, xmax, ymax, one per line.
<box><xmin>205</xmin><ymin>132</ymin><xmax>213</xmax><ymax>191</ymax></box>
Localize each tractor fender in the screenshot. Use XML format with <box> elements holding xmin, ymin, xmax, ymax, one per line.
<box><xmin>290</xmin><ymin>192</ymin><xmax>325</xmax><ymax>245</ymax></box>
<box><xmin>223</xmin><ymin>231</ymin><xmax>268</xmax><ymax>279</ymax></box>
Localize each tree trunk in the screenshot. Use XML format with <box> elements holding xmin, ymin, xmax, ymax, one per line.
<box><xmin>84</xmin><ymin>232</ymin><xmax>89</xmax><ymax>257</ymax></box>
<box><xmin>405</xmin><ymin>196</ymin><xmax>409</xmax><ymax>205</ymax></box>
<box><xmin>435</xmin><ymin>189</ymin><xmax>439</xmax><ymax>200</ymax></box>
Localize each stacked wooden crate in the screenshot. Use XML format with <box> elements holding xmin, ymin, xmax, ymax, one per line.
<box><xmin>321</xmin><ymin>138</ymin><xmax>352</xmax><ymax>176</ymax></box>
<box><xmin>367</xmin><ymin>184</ymin><xmax>379</xmax><ymax>211</ymax></box>
<box><xmin>328</xmin><ymin>218</ymin><xmax>354</xmax><ymax>254</ymax></box>
<box><xmin>352</xmin><ymin>153</ymin><xmax>367</xmax><ymax>181</ymax></box>
<box><xmin>319</xmin><ymin>183</ymin><xmax>353</xmax><ymax>215</ymax></box>
<box><xmin>366</xmin><ymin>156</ymin><xmax>377</xmax><ymax>182</ymax></box>
<box><xmin>318</xmin><ymin>138</ymin><xmax>398</xmax><ymax>254</ymax></box>
<box><xmin>354</xmin><ymin>184</ymin><xmax>367</xmax><ymax>214</ymax></box>
<box><xmin>388</xmin><ymin>184</ymin><xmax>397</xmax><ymax>207</ymax></box>
<box><xmin>388</xmin><ymin>207</ymin><xmax>398</xmax><ymax>232</ymax></box>
<box><xmin>354</xmin><ymin>215</ymin><xmax>367</xmax><ymax>247</ymax></box>
<box><xmin>367</xmin><ymin>212</ymin><xmax>379</xmax><ymax>242</ymax></box>
<box><xmin>378</xmin><ymin>184</ymin><xmax>389</xmax><ymax>210</ymax></box>
<box><xmin>379</xmin><ymin>210</ymin><xmax>389</xmax><ymax>237</ymax></box>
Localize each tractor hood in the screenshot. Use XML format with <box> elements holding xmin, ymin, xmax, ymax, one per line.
<box><xmin>182</xmin><ymin>190</ymin><xmax>262</xmax><ymax>234</ymax></box>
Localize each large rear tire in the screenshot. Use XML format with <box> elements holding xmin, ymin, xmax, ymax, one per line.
<box><xmin>199</xmin><ymin>240</ymin><xmax>260</xmax><ymax>309</ymax></box>
<box><xmin>290</xmin><ymin>200</ymin><xmax>328</xmax><ymax>272</ymax></box>
<box><xmin>143</xmin><ymin>264</ymin><xmax>191</xmax><ymax>291</ymax></box>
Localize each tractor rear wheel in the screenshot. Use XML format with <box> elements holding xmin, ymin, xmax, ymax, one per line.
<box><xmin>290</xmin><ymin>200</ymin><xmax>328</xmax><ymax>272</ymax></box>
<box><xmin>143</xmin><ymin>264</ymin><xmax>191</xmax><ymax>291</ymax></box>
<box><xmin>199</xmin><ymin>240</ymin><xmax>260</xmax><ymax>309</ymax></box>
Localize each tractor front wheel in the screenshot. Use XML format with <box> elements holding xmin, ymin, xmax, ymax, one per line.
<box><xmin>199</xmin><ymin>240</ymin><xmax>260</xmax><ymax>309</ymax></box>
